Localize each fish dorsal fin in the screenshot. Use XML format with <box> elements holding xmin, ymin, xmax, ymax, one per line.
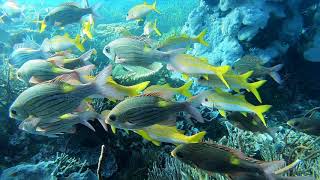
<box><xmin>162</xmin><ymin>83</ymin><xmax>172</xmax><ymax>88</ymax></box>
<box><xmin>60</xmin><ymin>2</ymin><xmax>79</xmax><ymax>7</ymax></box>
<box><xmin>203</xmin><ymin>142</ymin><xmax>247</xmax><ymax>159</ymax></box>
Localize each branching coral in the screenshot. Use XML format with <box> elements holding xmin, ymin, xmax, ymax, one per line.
<box><xmin>51</xmin><ymin>152</ymin><xmax>88</xmax><ymax>177</ymax></box>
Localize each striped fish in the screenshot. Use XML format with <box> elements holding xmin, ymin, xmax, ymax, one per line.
<box><xmin>9</xmin><ymin>65</ymin><xmax>113</xmax><ymax>121</ymax></box>
<box><xmin>9</xmin><ymin>48</ymin><xmax>49</xmax><ymax>68</ymax></box>
<box><xmin>17</xmin><ymin>59</ymin><xmax>95</xmax><ymax>84</ymax></box>
<box><xmin>103</xmin><ymin>94</ymin><xmax>204</xmax><ymax>130</ymax></box>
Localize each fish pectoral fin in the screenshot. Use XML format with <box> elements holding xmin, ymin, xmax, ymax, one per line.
<box><xmin>218</xmin><ymin>109</ymin><xmax>227</xmax><ymax>118</ymax></box>
<box><xmin>241</xmin><ymin>112</ymin><xmax>248</xmax><ymax>117</ymax></box>
<box><xmin>29</xmin><ymin>76</ymin><xmax>43</xmax><ymax>84</ymax></box>
<box><xmin>111</xmin><ymin>125</ymin><xmax>117</xmax><ymax>134</ymax></box>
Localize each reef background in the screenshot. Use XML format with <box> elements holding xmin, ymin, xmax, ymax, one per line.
<box><xmin>1</xmin><ymin>0</ymin><xmax>320</xmax><ymax>179</ymax></box>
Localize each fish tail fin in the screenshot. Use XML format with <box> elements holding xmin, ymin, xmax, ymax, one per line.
<box><xmin>212</xmin><ymin>65</ymin><xmax>230</xmax><ymax>89</ymax></box>
<box><xmin>195</xmin><ymin>29</ymin><xmax>209</xmax><ymax>46</ymax></box>
<box><xmin>73</xmin><ymin>34</ymin><xmax>85</xmax><ymax>52</ymax></box>
<box><xmin>79</xmin><ymin>49</ymin><xmax>96</xmax><ymax>65</ymax></box>
<box><xmin>254</xmin><ymin>105</ymin><xmax>272</xmax><ymax>126</ymax></box>
<box><xmin>184</xmin><ymin>102</ymin><xmax>204</xmax><ymax>123</ymax></box>
<box><xmin>74</xmin><ymin>64</ymin><xmax>96</xmax><ymax>83</ymax></box>
<box><xmin>152</xmin><ymin>1</ymin><xmax>161</xmax><ymax>14</ymax></box>
<box><xmin>178</xmin><ymin>81</ymin><xmax>193</xmax><ymax>98</ymax></box>
<box><xmin>153</xmin><ymin>19</ymin><xmax>162</xmax><ymax>36</ymax></box>
<box><xmin>269</xmin><ymin>64</ymin><xmax>284</xmax><ymax>84</ymax></box>
<box><xmin>94</xmin><ymin>65</ymin><xmax>113</xmax><ymax>97</ymax></box>
<box><xmin>239</xmin><ymin>70</ymin><xmax>253</xmax><ymax>80</ymax></box>
<box><xmin>126</xmin><ymin>81</ymin><xmax>150</xmax><ymax>96</ymax></box>
<box><xmin>187</xmin><ymin>131</ymin><xmax>206</xmax><ymax>143</ymax></box>
<box><xmin>248</xmin><ymin>80</ymin><xmax>267</xmax><ymax>103</ymax></box>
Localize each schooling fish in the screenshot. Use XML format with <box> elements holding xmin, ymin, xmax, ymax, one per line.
<box><xmin>167</xmin><ymin>54</ymin><xmax>230</xmax><ymax>88</ymax></box>
<box><xmin>287</xmin><ymin>112</ymin><xmax>320</xmax><ymax>136</ymax></box>
<box><xmin>157</xmin><ymin>29</ymin><xmax>209</xmax><ymax>51</ymax></box>
<box><xmin>199</xmin><ymin>89</ymin><xmax>271</xmax><ymax>126</ymax></box>
<box><xmin>233</xmin><ymin>55</ymin><xmax>284</xmax><ymax>84</ymax></box>
<box><xmin>103</xmin><ymin>93</ymin><xmax>204</xmax><ymax>130</ymax></box>
<box><xmin>134</xmin><ymin>124</ymin><xmax>206</xmax><ymax>146</ymax></box>
<box><xmin>198</xmin><ymin>71</ymin><xmax>267</xmax><ymax>103</ymax></box>
<box><xmin>9</xmin><ymin>65</ymin><xmax>113</xmax><ymax>121</ymax></box>
<box><xmin>17</xmin><ymin>60</ymin><xmax>95</xmax><ymax>84</ymax></box>
<box><xmin>47</xmin><ymin>49</ymin><xmax>96</xmax><ymax>69</ymax></box>
<box><xmin>143</xmin><ymin>81</ymin><xmax>193</xmax><ymax>98</ymax></box>
<box><xmin>19</xmin><ymin>111</ymin><xmax>106</xmax><ymax>137</ymax></box>
<box><xmin>40</xmin><ymin>33</ymin><xmax>85</xmax><ymax>53</ymax></box>
<box><xmin>143</xmin><ymin>19</ymin><xmax>161</xmax><ymax>37</ymax></box>
<box><xmin>39</xmin><ymin>2</ymin><xmax>99</xmax><ymax>33</ymax></box>
<box><xmin>171</xmin><ymin>142</ymin><xmax>285</xmax><ymax>180</ymax></box>
<box><xmin>103</xmin><ymin>37</ymin><xmax>184</xmax><ymax>67</ymax></box>
<box><xmin>126</xmin><ymin>1</ymin><xmax>160</xmax><ymax>21</ymax></box>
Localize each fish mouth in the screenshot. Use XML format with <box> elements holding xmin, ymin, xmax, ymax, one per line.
<box><xmin>171</xmin><ymin>149</ymin><xmax>177</xmax><ymax>157</ymax></box>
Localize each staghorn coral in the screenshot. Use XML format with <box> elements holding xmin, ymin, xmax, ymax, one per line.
<box><xmin>51</xmin><ymin>152</ymin><xmax>88</xmax><ymax>177</ymax></box>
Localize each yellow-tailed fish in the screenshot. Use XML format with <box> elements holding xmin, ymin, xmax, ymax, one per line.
<box><xmin>143</xmin><ymin>81</ymin><xmax>193</xmax><ymax>99</ymax></box>
<box><xmin>157</xmin><ymin>29</ymin><xmax>209</xmax><ymax>51</ymax></box>
<box><xmin>40</xmin><ymin>33</ymin><xmax>85</xmax><ymax>52</ymax></box>
<box><xmin>126</xmin><ymin>1</ymin><xmax>160</xmax><ymax>21</ymax></box>
<box><xmin>168</xmin><ymin>54</ymin><xmax>230</xmax><ymax>88</ymax></box>
<box><xmin>287</xmin><ymin>111</ymin><xmax>320</xmax><ymax>136</ymax></box>
<box><xmin>82</xmin><ymin>20</ymin><xmax>93</xmax><ymax>40</ymax></box>
<box><xmin>134</xmin><ymin>124</ymin><xmax>206</xmax><ymax>146</ymax></box>
<box><xmin>198</xmin><ymin>71</ymin><xmax>267</xmax><ymax>103</ymax></box>
<box><xmin>199</xmin><ymin>89</ymin><xmax>271</xmax><ymax>126</ymax></box>
<box><xmin>143</xmin><ymin>19</ymin><xmax>161</xmax><ymax>37</ymax></box>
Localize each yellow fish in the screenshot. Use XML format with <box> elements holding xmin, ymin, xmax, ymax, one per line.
<box><xmin>143</xmin><ymin>81</ymin><xmax>193</xmax><ymax>98</ymax></box>
<box><xmin>126</xmin><ymin>1</ymin><xmax>160</xmax><ymax>21</ymax></box>
<box><xmin>168</xmin><ymin>54</ymin><xmax>231</xmax><ymax>88</ymax></box>
<box><xmin>40</xmin><ymin>33</ymin><xmax>85</xmax><ymax>52</ymax></box>
<box><xmin>200</xmin><ymin>89</ymin><xmax>271</xmax><ymax>126</ymax></box>
<box><xmin>198</xmin><ymin>71</ymin><xmax>267</xmax><ymax>103</ymax></box>
<box><xmin>134</xmin><ymin>124</ymin><xmax>206</xmax><ymax>146</ymax></box>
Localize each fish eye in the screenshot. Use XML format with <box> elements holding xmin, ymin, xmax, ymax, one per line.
<box><xmin>11</xmin><ymin>109</ymin><xmax>17</xmax><ymax>116</ymax></box>
<box><xmin>199</xmin><ymin>76</ymin><xmax>205</xmax><ymax>80</ymax></box>
<box><xmin>104</xmin><ymin>46</ymin><xmax>110</xmax><ymax>53</ymax></box>
<box><xmin>109</xmin><ymin>114</ymin><xmax>116</xmax><ymax>121</ymax></box>
<box><xmin>293</xmin><ymin>121</ymin><xmax>300</xmax><ymax>127</ymax></box>
<box><xmin>204</xmin><ymin>98</ymin><xmax>208</xmax><ymax>102</ymax></box>
<box><xmin>176</xmin><ymin>152</ymin><xmax>184</xmax><ymax>158</ymax></box>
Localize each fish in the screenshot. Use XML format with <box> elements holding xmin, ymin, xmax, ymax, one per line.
<box><xmin>9</xmin><ymin>65</ymin><xmax>113</xmax><ymax>121</ymax></box>
<box><xmin>103</xmin><ymin>93</ymin><xmax>204</xmax><ymax>130</ymax></box>
<box><xmin>167</xmin><ymin>54</ymin><xmax>231</xmax><ymax>88</ymax></box>
<box><xmin>134</xmin><ymin>124</ymin><xmax>206</xmax><ymax>146</ymax></box>
<box><xmin>103</xmin><ymin>37</ymin><xmax>184</xmax><ymax>67</ymax></box>
<box><xmin>227</xmin><ymin>112</ymin><xmax>275</xmax><ymax>138</ymax></box>
<box><xmin>82</xmin><ymin>20</ymin><xmax>94</xmax><ymax>40</ymax></box>
<box><xmin>143</xmin><ymin>19</ymin><xmax>161</xmax><ymax>37</ymax></box>
<box><xmin>198</xmin><ymin>71</ymin><xmax>267</xmax><ymax>103</ymax></box>
<box><xmin>233</xmin><ymin>55</ymin><xmax>284</xmax><ymax>84</ymax></box>
<box><xmin>287</xmin><ymin>112</ymin><xmax>320</xmax><ymax>136</ymax></box>
<box><xmin>199</xmin><ymin>89</ymin><xmax>271</xmax><ymax>126</ymax></box>
<box><xmin>19</xmin><ymin>111</ymin><xmax>106</xmax><ymax>137</ymax></box>
<box><xmin>1</xmin><ymin>0</ymin><xmax>23</xmax><ymax>18</ymax></box>
<box><xmin>17</xmin><ymin>60</ymin><xmax>95</xmax><ymax>84</ymax></box>
<box><xmin>157</xmin><ymin>29</ymin><xmax>209</xmax><ymax>51</ymax></box>
<box><xmin>39</xmin><ymin>2</ymin><xmax>99</xmax><ymax>33</ymax></box>
<box><xmin>9</xmin><ymin>47</ymin><xmax>50</xmax><ymax>68</ymax></box>
<box><xmin>171</xmin><ymin>142</ymin><xmax>286</xmax><ymax>180</ymax></box>
<box><xmin>126</xmin><ymin>1</ymin><xmax>160</xmax><ymax>21</ymax></box>
<box><xmin>47</xmin><ymin>49</ymin><xmax>96</xmax><ymax>69</ymax></box>
<box><xmin>40</xmin><ymin>33</ymin><xmax>85</xmax><ymax>53</ymax></box>
<box><xmin>143</xmin><ymin>81</ymin><xmax>193</xmax><ymax>98</ymax></box>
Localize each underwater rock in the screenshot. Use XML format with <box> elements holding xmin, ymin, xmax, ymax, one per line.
<box><xmin>183</xmin><ymin>0</ymin><xmax>305</xmax><ymax>65</ymax></box>
<box><xmin>67</xmin><ymin>169</ymin><xmax>97</xmax><ymax>180</ymax></box>
<box><xmin>304</xmin><ymin>30</ymin><xmax>320</xmax><ymax>62</ymax></box>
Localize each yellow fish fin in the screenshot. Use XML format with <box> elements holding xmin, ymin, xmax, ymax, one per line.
<box><xmin>111</xmin><ymin>125</ymin><xmax>117</xmax><ymax>134</ymax></box>
<box><xmin>38</xmin><ymin>20</ymin><xmax>47</xmax><ymax>33</ymax></box>
<box><xmin>241</xmin><ymin>112</ymin><xmax>248</xmax><ymax>117</ymax></box>
<box><xmin>126</xmin><ymin>81</ymin><xmax>150</xmax><ymax>96</ymax></box>
<box><xmin>218</xmin><ymin>109</ymin><xmax>227</xmax><ymax>118</ymax></box>
<box><xmin>73</xmin><ymin>34</ymin><xmax>85</xmax><ymax>52</ymax></box>
<box><xmin>135</xmin><ymin>130</ymin><xmax>161</xmax><ymax>146</ymax></box>
<box><xmin>211</xmin><ymin>65</ymin><xmax>230</xmax><ymax>88</ymax></box>
<box><xmin>178</xmin><ymin>81</ymin><xmax>193</xmax><ymax>98</ymax></box>
<box><xmin>254</xmin><ymin>105</ymin><xmax>272</xmax><ymax>127</ymax></box>
<box><xmin>152</xmin><ymin>140</ymin><xmax>161</xmax><ymax>146</ymax></box>
<box><xmin>248</xmin><ymin>80</ymin><xmax>267</xmax><ymax>103</ymax></box>
<box><xmin>188</xmin><ymin>131</ymin><xmax>206</xmax><ymax>143</ymax></box>
<box><xmin>182</xmin><ymin>73</ymin><xmax>190</xmax><ymax>81</ymax></box>
<box><xmin>83</xmin><ymin>22</ymin><xmax>93</xmax><ymax>39</ymax></box>
<box><xmin>194</xmin><ymin>29</ymin><xmax>209</xmax><ymax>46</ymax></box>
<box><xmin>239</xmin><ymin>70</ymin><xmax>254</xmax><ymax>80</ymax></box>
<box><xmin>153</xmin><ymin>19</ymin><xmax>162</xmax><ymax>36</ymax></box>
<box><xmin>151</xmin><ymin>1</ymin><xmax>161</xmax><ymax>14</ymax></box>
